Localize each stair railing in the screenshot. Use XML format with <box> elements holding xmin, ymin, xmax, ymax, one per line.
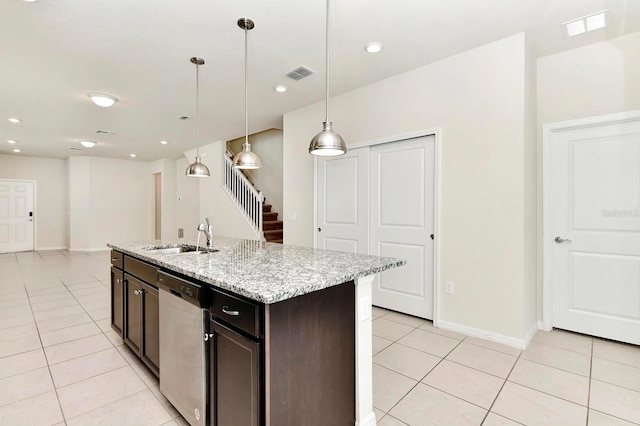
<box><xmin>223</xmin><ymin>150</ymin><xmax>264</xmax><ymax>238</ymax></box>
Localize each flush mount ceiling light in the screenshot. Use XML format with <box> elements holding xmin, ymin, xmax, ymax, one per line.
<box><xmin>7</xmin><ymin>140</ymin><xmax>16</xmax><ymax>144</ymax></box>
<box><xmin>88</xmin><ymin>93</ymin><xmax>118</xmax><ymax>108</ymax></box>
<box><xmin>8</xmin><ymin>118</ymin><xmax>21</xmax><ymax>123</ymax></box>
<box><xmin>274</xmin><ymin>85</ymin><xmax>288</xmax><ymax>93</ymax></box>
<box><xmin>80</xmin><ymin>140</ymin><xmax>96</xmax><ymax>148</ymax></box>
<box><xmin>364</xmin><ymin>42</ymin><xmax>384</xmax><ymax>53</ymax></box>
<box><xmin>563</xmin><ymin>10</ymin><xmax>609</xmax><ymax>37</ymax></box>
<box><xmin>309</xmin><ymin>0</ymin><xmax>347</xmax><ymax>157</ymax></box>
<box><xmin>185</xmin><ymin>57</ymin><xmax>211</xmax><ymax>177</ymax></box>
<box><xmin>233</xmin><ymin>18</ymin><xmax>263</xmax><ymax>170</ymax></box>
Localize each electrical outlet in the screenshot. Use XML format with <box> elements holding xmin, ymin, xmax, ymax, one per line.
<box><xmin>288</xmin><ymin>212</ymin><xmax>297</xmax><ymax>221</ymax></box>
<box><xmin>445</xmin><ymin>281</ymin><xmax>454</xmax><ymax>295</ymax></box>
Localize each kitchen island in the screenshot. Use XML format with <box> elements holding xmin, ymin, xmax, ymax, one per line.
<box><xmin>108</xmin><ymin>237</ymin><xmax>404</xmax><ymax>426</ymax></box>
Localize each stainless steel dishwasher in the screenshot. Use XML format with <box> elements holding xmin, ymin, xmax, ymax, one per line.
<box><xmin>157</xmin><ymin>271</ymin><xmax>209</xmax><ymax>426</ymax></box>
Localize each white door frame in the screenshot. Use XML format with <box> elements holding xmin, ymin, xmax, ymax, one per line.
<box><xmin>542</xmin><ymin>110</ymin><xmax>640</xmax><ymax>331</ymax></box>
<box><xmin>0</xmin><ymin>179</ymin><xmax>37</xmax><ymax>252</ymax></box>
<box><xmin>313</xmin><ymin>128</ymin><xmax>442</xmax><ymax>325</ymax></box>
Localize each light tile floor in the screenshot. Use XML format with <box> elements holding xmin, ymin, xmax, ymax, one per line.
<box><xmin>1</xmin><ymin>250</ymin><xmax>640</xmax><ymax>425</ymax></box>
<box><xmin>372</xmin><ymin>307</ymin><xmax>640</xmax><ymax>425</ymax></box>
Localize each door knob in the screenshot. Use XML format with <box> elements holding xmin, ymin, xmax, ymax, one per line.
<box><xmin>554</xmin><ymin>236</ymin><xmax>572</xmax><ymax>244</ymax></box>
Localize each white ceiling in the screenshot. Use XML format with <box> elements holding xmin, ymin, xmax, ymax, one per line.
<box><xmin>1</xmin><ymin>0</ymin><xmax>639</xmax><ymax>161</ymax></box>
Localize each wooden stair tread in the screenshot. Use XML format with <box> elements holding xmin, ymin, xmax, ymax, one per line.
<box><xmin>264</xmin><ymin>229</ymin><xmax>283</xmax><ymax>235</ymax></box>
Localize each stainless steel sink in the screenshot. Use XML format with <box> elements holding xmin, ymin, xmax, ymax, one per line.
<box><xmin>146</xmin><ymin>246</ymin><xmax>220</xmax><ymax>255</ymax></box>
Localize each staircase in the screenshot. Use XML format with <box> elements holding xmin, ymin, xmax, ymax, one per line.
<box><xmin>223</xmin><ymin>147</ymin><xmax>284</xmax><ymax>244</ymax></box>
<box><xmin>262</xmin><ymin>204</ymin><xmax>283</xmax><ymax>243</ymax></box>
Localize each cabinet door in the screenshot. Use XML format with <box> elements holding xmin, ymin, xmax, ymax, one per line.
<box><xmin>110</xmin><ymin>267</ymin><xmax>124</xmax><ymax>337</ymax></box>
<box><xmin>142</xmin><ymin>282</ymin><xmax>159</xmax><ymax>376</ymax></box>
<box><xmin>124</xmin><ymin>274</ymin><xmax>143</xmax><ymax>356</ymax></box>
<box><xmin>211</xmin><ymin>321</ymin><xmax>261</xmax><ymax>426</ymax></box>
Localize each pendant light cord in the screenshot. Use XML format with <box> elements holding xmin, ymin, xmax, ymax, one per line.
<box><xmin>244</xmin><ymin>26</ymin><xmax>249</xmax><ymax>147</ymax></box>
<box><xmin>325</xmin><ymin>0</ymin><xmax>330</xmax><ymax>123</ymax></box>
<box><xmin>195</xmin><ymin>62</ymin><xmax>200</xmax><ymax>158</ymax></box>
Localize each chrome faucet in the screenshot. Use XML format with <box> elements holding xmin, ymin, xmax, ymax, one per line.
<box><xmin>197</xmin><ymin>218</ymin><xmax>214</xmax><ymax>249</ymax></box>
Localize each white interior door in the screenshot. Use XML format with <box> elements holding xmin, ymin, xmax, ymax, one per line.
<box><xmin>550</xmin><ymin>116</ymin><xmax>640</xmax><ymax>345</ymax></box>
<box><xmin>0</xmin><ymin>180</ymin><xmax>35</xmax><ymax>253</ymax></box>
<box><xmin>316</xmin><ymin>148</ymin><xmax>369</xmax><ymax>254</ymax></box>
<box><xmin>370</xmin><ymin>136</ymin><xmax>435</xmax><ymax>319</ymax></box>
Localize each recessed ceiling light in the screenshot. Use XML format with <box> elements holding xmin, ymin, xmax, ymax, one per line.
<box><xmin>563</xmin><ymin>10</ymin><xmax>609</xmax><ymax>38</ymax></box>
<box><xmin>274</xmin><ymin>85</ymin><xmax>288</xmax><ymax>93</ymax></box>
<box><xmin>129</xmin><ymin>154</ymin><xmax>137</xmax><ymax>158</ymax></box>
<box><xmin>23</xmin><ymin>0</ymin><xmax>38</xmax><ymax>2</ymax></box>
<box><xmin>12</xmin><ymin>149</ymin><xmax>21</xmax><ymax>153</ymax></box>
<box><xmin>8</xmin><ymin>118</ymin><xmax>21</xmax><ymax>123</ymax></box>
<box><xmin>7</xmin><ymin>140</ymin><xmax>16</xmax><ymax>144</ymax></box>
<box><xmin>160</xmin><ymin>140</ymin><xmax>168</xmax><ymax>145</ymax></box>
<box><xmin>80</xmin><ymin>141</ymin><xmax>96</xmax><ymax>148</ymax></box>
<box><xmin>88</xmin><ymin>93</ymin><xmax>118</xmax><ymax>108</ymax></box>
<box><xmin>364</xmin><ymin>42</ymin><xmax>384</xmax><ymax>53</ymax></box>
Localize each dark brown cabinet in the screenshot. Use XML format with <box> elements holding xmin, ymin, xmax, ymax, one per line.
<box><xmin>110</xmin><ymin>266</ymin><xmax>124</xmax><ymax>337</ymax></box>
<box><xmin>142</xmin><ymin>282</ymin><xmax>159</xmax><ymax>372</ymax></box>
<box><xmin>124</xmin><ymin>274</ymin><xmax>143</xmax><ymax>354</ymax></box>
<box><xmin>110</xmin><ymin>250</ymin><xmax>125</xmax><ymax>338</ymax></box>
<box><xmin>210</xmin><ymin>320</ymin><xmax>261</xmax><ymax>426</ymax></box>
<box><xmin>124</xmin><ymin>273</ymin><xmax>160</xmax><ymax>376</ymax></box>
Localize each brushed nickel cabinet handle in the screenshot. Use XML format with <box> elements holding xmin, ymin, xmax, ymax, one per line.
<box><xmin>222</xmin><ymin>306</ymin><xmax>240</xmax><ymax>316</ymax></box>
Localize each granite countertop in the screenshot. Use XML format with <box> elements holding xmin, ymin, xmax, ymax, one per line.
<box><xmin>108</xmin><ymin>237</ymin><xmax>405</xmax><ymax>304</ymax></box>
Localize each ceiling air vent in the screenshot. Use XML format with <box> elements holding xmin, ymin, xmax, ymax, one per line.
<box><xmin>95</xmin><ymin>129</ymin><xmax>115</xmax><ymax>135</ymax></box>
<box><xmin>69</xmin><ymin>147</ymin><xmax>83</xmax><ymax>151</ymax></box>
<box><xmin>178</xmin><ymin>115</ymin><xmax>191</xmax><ymax>121</ymax></box>
<box><xmin>284</xmin><ymin>65</ymin><xmax>316</xmax><ymax>81</ymax></box>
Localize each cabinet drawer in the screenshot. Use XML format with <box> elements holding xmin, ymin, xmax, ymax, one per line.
<box><xmin>211</xmin><ymin>291</ymin><xmax>259</xmax><ymax>337</ymax></box>
<box><xmin>125</xmin><ymin>256</ymin><xmax>157</xmax><ymax>284</ymax></box>
<box><xmin>111</xmin><ymin>250</ymin><xmax>124</xmax><ymax>270</ymax></box>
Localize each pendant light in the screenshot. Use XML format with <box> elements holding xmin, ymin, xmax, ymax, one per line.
<box><xmin>185</xmin><ymin>57</ymin><xmax>210</xmax><ymax>177</ymax></box>
<box><xmin>233</xmin><ymin>18</ymin><xmax>263</xmax><ymax>170</ymax></box>
<box><xmin>308</xmin><ymin>0</ymin><xmax>346</xmax><ymax>157</ymax></box>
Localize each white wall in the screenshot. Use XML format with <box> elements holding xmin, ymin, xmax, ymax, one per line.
<box><xmin>68</xmin><ymin>156</ymin><xmax>152</xmax><ymax>250</ymax></box>
<box><xmin>228</xmin><ymin>129</ymin><xmax>284</xmax><ymax>216</ymax></box>
<box><xmin>284</xmin><ymin>33</ymin><xmax>537</xmax><ymax>341</ymax></box>
<box><xmin>150</xmin><ymin>159</ymin><xmax>178</xmax><ymax>240</ymax></box>
<box><xmin>176</xmin><ymin>157</ymin><xmax>201</xmax><ymax>240</ymax></box>
<box><xmin>186</xmin><ymin>142</ymin><xmax>260</xmax><ymax>240</ymax></box>
<box><xmin>537</xmin><ymin>31</ymin><xmax>640</xmax><ymax>125</ymax></box>
<box><xmin>0</xmin><ymin>154</ymin><xmax>67</xmax><ymax>249</ymax></box>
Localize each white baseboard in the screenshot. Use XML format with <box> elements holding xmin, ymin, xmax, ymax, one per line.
<box><xmin>35</xmin><ymin>246</ymin><xmax>66</xmax><ymax>251</ymax></box>
<box><xmin>68</xmin><ymin>247</ymin><xmax>110</xmax><ymax>252</ymax></box>
<box><xmin>356</xmin><ymin>412</ymin><xmax>377</xmax><ymax>426</ymax></box>
<box><xmin>437</xmin><ymin>320</ymin><xmax>538</xmax><ymax>350</ymax></box>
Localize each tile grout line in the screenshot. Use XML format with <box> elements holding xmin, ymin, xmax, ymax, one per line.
<box><xmin>375</xmin><ymin>318</ymin><xmax>469</xmax><ymax>419</ymax></box>
<box><xmin>586</xmin><ymin>339</ymin><xmax>593</xmax><ymax>425</ymax></box>
<box><xmin>479</xmin><ymin>349</ymin><xmax>524</xmax><ymax>425</ymax></box>
<box><xmin>17</xmin><ymin>250</ymin><xmax>69</xmax><ymax>424</ymax></box>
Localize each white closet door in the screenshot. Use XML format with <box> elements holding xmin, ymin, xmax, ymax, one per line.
<box><xmin>316</xmin><ymin>148</ymin><xmax>369</xmax><ymax>254</ymax></box>
<box><xmin>550</xmin><ymin>116</ymin><xmax>640</xmax><ymax>344</ymax></box>
<box><xmin>370</xmin><ymin>136</ymin><xmax>435</xmax><ymax>319</ymax></box>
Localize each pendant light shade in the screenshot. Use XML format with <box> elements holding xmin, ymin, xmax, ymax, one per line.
<box><xmin>309</xmin><ymin>121</ymin><xmax>346</xmax><ymax>156</ymax></box>
<box><xmin>186</xmin><ymin>57</ymin><xmax>210</xmax><ymax>177</ymax></box>
<box><xmin>309</xmin><ymin>0</ymin><xmax>346</xmax><ymax>157</ymax></box>
<box><xmin>233</xmin><ymin>18</ymin><xmax>263</xmax><ymax>170</ymax></box>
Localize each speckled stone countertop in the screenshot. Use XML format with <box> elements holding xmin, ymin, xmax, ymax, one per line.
<box><xmin>107</xmin><ymin>237</ymin><xmax>405</xmax><ymax>304</ymax></box>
